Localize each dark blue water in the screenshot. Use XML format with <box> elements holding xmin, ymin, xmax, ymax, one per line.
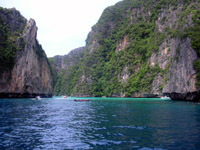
<box><xmin>0</xmin><ymin>98</ymin><xmax>200</xmax><ymax>150</ymax></box>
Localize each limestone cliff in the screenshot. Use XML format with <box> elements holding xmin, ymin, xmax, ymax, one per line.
<box><xmin>51</xmin><ymin>0</ymin><xmax>200</xmax><ymax>101</ymax></box>
<box><xmin>149</xmin><ymin>3</ymin><xmax>200</xmax><ymax>101</ymax></box>
<box><xmin>49</xmin><ymin>47</ymin><xmax>85</xmax><ymax>95</ymax></box>
<box><xmin>0</xmin><ymin>7</ymin><xmax>52</xmax><ymax>98</ymax></box>
<box><xmin>49</xmin><ymin>47</ymin><xmax>85</xmax><ymax>73</ymax></box>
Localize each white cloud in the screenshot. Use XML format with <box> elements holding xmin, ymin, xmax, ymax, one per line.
<box><xmin>0</xmin><ymin>0</ymin><xmax>122</xmax><ymax>57</ymax></box>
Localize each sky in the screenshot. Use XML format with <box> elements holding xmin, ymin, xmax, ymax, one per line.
<box><xmin>0</xmin><ymin>0</ymin><xmax>122</xmax><ymax>57</ymax></box>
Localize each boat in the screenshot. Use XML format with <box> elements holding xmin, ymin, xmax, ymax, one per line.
<box><xmin>161</xmin><ymin>96</ymin><xmax>171</xmax><ymax>100</ymax></box>
<box><xmin>74</xmin><ymin>99</ymin><xmax>90</xmax><ymax>102</ymax></box>
<box><xmin>35</xmin><ymin>96</ymin><xmax>41</xmax><ymax>100</ymax></box>
<box><xmin>54</xmin><ymin>96</ymin><xmax>67</xmax><ymax>99</ymax></box>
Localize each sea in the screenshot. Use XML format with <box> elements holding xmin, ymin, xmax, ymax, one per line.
<box><xmin>0</xmin><ymin>97</ymin><xmax>200</xmax><ymax>150</ymax></box>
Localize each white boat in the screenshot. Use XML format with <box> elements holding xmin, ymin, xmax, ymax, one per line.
<box><xmin>161</xmin><ymin>96</ymin><xmax>171</xmax><ymax>100</ymax></box>
<box><xmin>35</xmin><ymin>96</ymin><xmax>41</xmax><ymax>100</ymax></box>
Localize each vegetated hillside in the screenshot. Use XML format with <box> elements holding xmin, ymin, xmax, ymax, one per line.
<box><xmin>0</xmin><ymin>7</ymin><xmax>53</xmax><ymax>98</ymax></box>
<box><xmin>51</xmin><ymin>0</ymin><xmax>200</xmax><ymax>100</ymax></box>
<box><xmin>49</xmin><ymin>47</ymin><xmax>85</xmax><ymax>95</ymax></box>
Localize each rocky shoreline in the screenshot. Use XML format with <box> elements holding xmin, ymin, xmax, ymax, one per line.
<box><xmin>0</xmin><ymin>93</ymin><xmax>52</xmax><ymax>98</ymax></box>
<box><xmin>72</xmin><ymin>91</ymin><xmax>200</xmax><ymax>102</ymax></box>
<box><xmin>164</xmin><ymin>91</ymin><xmax>200</xmax><ymax>102</ymax></box>
<box><xmin>1</xmin><ymin>92</ymin><xmax>199</xmax><ymax>101</ymax></box>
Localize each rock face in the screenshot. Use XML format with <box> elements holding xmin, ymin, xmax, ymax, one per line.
<box><xmin>49</xmin><ymin>47</ymin><xmax>85</xmax><ymax>73</ymax></box>
<box><xmin>150</xmin><ymin>37</ymin><xmax>199</xmax><ymax>101</ymax></box>
<box><xmin>0</xmin><ymin>7</ymin><xmax>53</xmax><ymax>98</ymax></box>
<box><xmin>150</xmin><ymin>38</ymin><xmax>198</xmax><ymax>93</ymax></box>
<box><xmin>165</xmin><ymin>91</ymin><xmax>200</xmax><ymax>102</ymax></box>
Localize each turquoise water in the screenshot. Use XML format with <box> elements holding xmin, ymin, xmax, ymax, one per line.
<box><xmin>0</xmin><ymin>98</ymin><xmax>200</xmax><ymax>149</ymax></box>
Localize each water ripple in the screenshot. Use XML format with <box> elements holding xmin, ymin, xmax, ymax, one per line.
<box><xmin>0</xmin><ymin>98</ymin><xmax>200</xmax><ymax>149</ymax></box>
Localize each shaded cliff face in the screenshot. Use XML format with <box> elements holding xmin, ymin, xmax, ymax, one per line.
<box><xmin>49</xmin><ymin>47</ymin><xmax>85</xmax><ymax>95</ymax></box>
<box><xmin>0</xmin><ymin>7</ymin><xmax>53</xmax><ymax>97</ymax></box>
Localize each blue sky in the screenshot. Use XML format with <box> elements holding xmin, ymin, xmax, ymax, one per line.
<box><xmin>0</xmin><ymin>0</ymin><xmax>122</xmax><ymax>57</ymax></box>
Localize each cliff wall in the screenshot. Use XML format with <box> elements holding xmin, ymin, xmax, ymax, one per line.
<box><xmin>50</xmin><ymin>0</ymin><xmax>200</xmax><ymax>101</ymax></box>
<box><xmin>49</xmin><ymin>47</ymin><xmax>85</xmax><ymax>73</ymax></box>
<box><xmin>0</xmin><ymin>7</ymin><xmax>53</xmax><ymax>98</ymax></box>
<box><xmin>49</xmin><ymin>47</ymin><xmax>85</xmax><ymax>95</ymax></box>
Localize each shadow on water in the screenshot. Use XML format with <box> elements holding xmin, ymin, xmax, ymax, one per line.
<box><xmin>0</xmin><ymin>98</ymin><xmax>200</xmax><ymax>149</ymax></box>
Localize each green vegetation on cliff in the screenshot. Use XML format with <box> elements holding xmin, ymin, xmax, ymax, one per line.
<box><xmin>50</xmin><ymin>0</ymin><xmax>200</xmax><ymax>96</ymax></box>
<box><xmin>0</xmin><ymin>7</ymin><xmax>26</xmax><ymax>74</ymax></box>
<box><xmin>49</xmin><ymin>47</ymin><xmax>85</xmax><ymax>95</ymax></box>
<box><xmin>187</xmin><ymin>9</ymin><xmax>200</xmax><ymax>87</ymax></box>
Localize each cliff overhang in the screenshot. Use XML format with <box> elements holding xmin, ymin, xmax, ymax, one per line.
<box><xmin>164</xmin><ymin>90</ymin><xmax>200</xmax><ymax>102</ymax></box>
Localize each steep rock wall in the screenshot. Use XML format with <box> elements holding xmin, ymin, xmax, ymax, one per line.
<box><xmin>150</xmin><ymin>3</ymin><xmax>200</xmax><ymax>100</ymax></box>
<box><xmin>0</xmin><ymin>7</ymin><xmax>52</xmax><ymax>98</ymax></box>
<box><xmin>151</xmin><ymin>38</ymin><xmax>198</xmax><ymax>93</ymax></box>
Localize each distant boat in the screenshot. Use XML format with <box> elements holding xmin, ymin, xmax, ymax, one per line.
<box><xmin>74</xmin><ymin>99</ymin><xmax>90</xmax><ymax>102</ymax></box>
<box><xmin>54</xmin><ymin>96</ymin><xmax>67</xmax><ymax>99</ymax></box>
<box><xmin>35</xmin><ymin>96</ymin><xmax>41</xmax><ymax>100</ymax></box>
<box><xmin>161</xmin><ymin>96</ymin><xmax>171</xmax><ymax>100</ymax></box>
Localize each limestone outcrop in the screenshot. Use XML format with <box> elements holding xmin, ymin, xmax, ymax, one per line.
<box><xmin>0</xmin><ymin>7</ymin><xmax>53</xmax><ymax>98</ymax></box>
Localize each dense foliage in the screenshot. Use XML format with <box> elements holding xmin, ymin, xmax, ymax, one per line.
<box><xmin>51</xmin><ymin>0</ymin><xmax>200</xmax><ymax>96</ymax></box>
<box><xmin>0</xmin><ymin>7</ymin><xmax>26</xmax><ymax>75</ymax></box>
<box><xmin>50</xmin><ymin>48</ymin><xmax>85</xmax><ymax>95</ymax></box>
<box><xmin>187</xmin><ymin>8</ymin><xmax>200</xmax><ymax>87</ymax></box>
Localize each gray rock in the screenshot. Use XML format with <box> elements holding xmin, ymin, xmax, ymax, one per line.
<box><xmin>0</xmin><ymin>7</ymin><xmax>53</xmax><ymax>98</ymax></box>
